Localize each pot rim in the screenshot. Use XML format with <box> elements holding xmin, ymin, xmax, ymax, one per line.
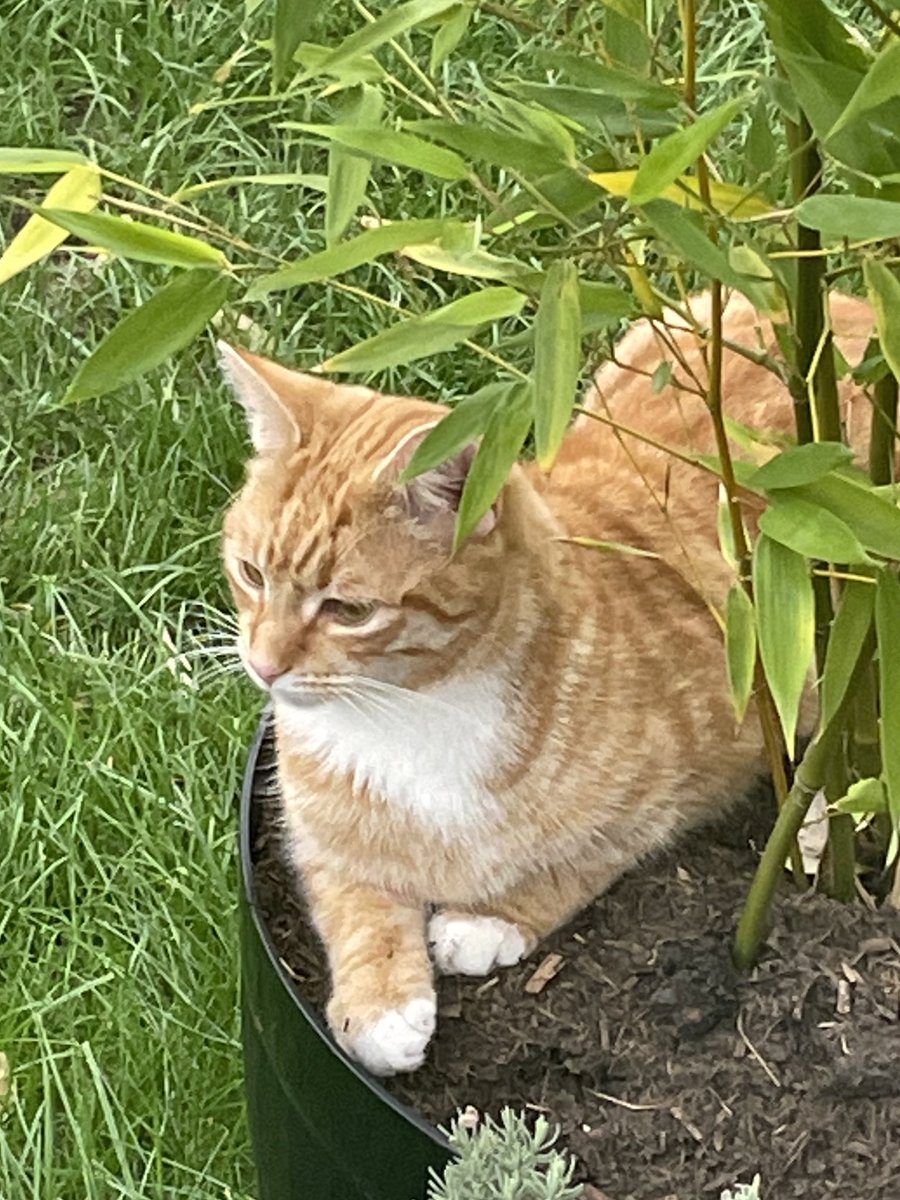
<box><xmin>239</xmin><ymin>707</ymin><xmax>453</xmax><ymax>1154</ymax></box>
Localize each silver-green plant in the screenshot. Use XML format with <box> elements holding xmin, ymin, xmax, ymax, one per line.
<box><xmin>721</xmin><ymin>1177</ymin><xmax>761</xmax><ymax>1200</ymax></box>
<box><xmin>425</xmin><ymin>1108</ymin><xmax>581</xmax><ymax>1200</ymax></box>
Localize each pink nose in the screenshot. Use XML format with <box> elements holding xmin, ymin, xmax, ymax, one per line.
<box><xmin>249</xmin><ymin>658</ymin><xmax>283</xmax><ymax>687</ymax></box>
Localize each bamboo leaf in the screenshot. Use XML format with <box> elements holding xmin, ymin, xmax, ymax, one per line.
<box><xmin>863</xmin><ymin>258</ymin><xmax>900</xmax><ymax>383</ymax></box>
<box><xmin>455</xmin><ymin>383</ymin><xmax>532</xmax><ymax>549</ymax></box>
<box><xmin>173</xmin><ymin>172</ymin><xmax>328</xmax><ymax>201</ymax></box>
<box><xmin>293</xmin><ymin>42</ymin><xmax>386</xmax><ymax>85</ymax></box>
<box><xmin>820</xmin><ymin>579</ymin><xmax>875</xmax><ymax>730</ymax></box>
<box><xmin>320</xmin><ymin>287</ymin><xmax>525</xmax><ymax>373</ymax></box>
<box><xmin>827</xmin><ymin>39</ymin><xmax>900</xmax><ymax>139</ymax></box>
<box><xmin>408</xmin><ymin>119</ymin><xmax>566</xmax><ymax>175</ymax></box>
<box><xmin>0</xmin><ymin>164</ymin><xmax>100</xmax><ymax>285</ymax></box>
<box><xmin>725</xmin><ymin>584</ymin><xmax>757</xmax><ymax>723</ymax></box>
<box><xmin>272</xmin><ymin>0</ymin><xmax>314</xmax><ymax>86</ymax></box>
<box><xmin>875</xmin><ymin>568</ymin><xmax>900</xmax><ymax>850</ymax></box>
<box><xmin>629</xmin><ymin>99</ymin><xmax>745</xmax><ymax>206</ymax></box>
<box><xmin>832</xmin><ymin>776</ymin><xmax>887</xmax><ymax>816</ymax></box>
<box><xmin>35</xmin><ymin>208</ymin><xmax>226</xmax><ymax>269</ymax></box>
<box><xmin>247</xmin><ymin>218</ymin><xmax>458</xmax><ymax>296</ymax></box>
<box><xmin>429</xmin><ymin>3</ymin><xmax>472</xmax><ymax>72</ymax></box>
<box><xmin>792</xmin><ymin>473</ymin><xmax>900</xmax><ymax>560</ymax></box>
<box><xmin>759</xmin><ymin>495</ymin><xmax>873</xmax><ymax>564</ymax></box>
<box><xmin>533</xmin><ymin>260</ymin><xmax>581</xmax><ymax>470</ymax></box>
<box><xmin>750</xmin><ymin>441</ymin><xmax>855</xmax><ymax>490</ymax></box>
<box><xmin>0</xmin><ymin>147</ymin><xmax>91</xmax><ymax>173</ymax></box>
<box><xmin>797</xmin><ymin>196</ymin><xmax>900</xmax><ymax>242</ymax></box>
<box><xmin>402</xmin><ymin>381</ymin><xmax>517</xmax><ymax>480</ymax></box>
<box><xmin>325</xmin><ymin>84</ymin><xmax>383</xmax><ymax>247</ymax></box>
<box><xmin>753</xmin><ymin>534</ymin><xmax>815</xmax><ymax>752</ymax></box>
<box><xmin>283</xmin><ymin>122</ymin><xmax>468</xmax><ymax>180</ymax></box>
<box><xmin>313</xmin><ymin>0</ymin><xmax>456</xmax><ymax>76</ymax></box>
<box><xmin>641</xmin><ymin>201</ymin><xmax>762</xmax><ymax>298</ymax></box>
<box><xmin>399</xmin><ymin>240</ymin><xmax>536</xmax><ymax>285</ymax></box>
<box><xmin>590</xmin><ymin>169</ymin><xmax>771</xmax><ymax>218</ymax></box>
<box><xmin>535</xmin><ymin>51</ymin><xmax>678</xmax><ymax>106</ymax></box>
<box><xmin>62</xmin><ymin>269</ymin><xmax>228</xmax><ymax>404</ymax></box>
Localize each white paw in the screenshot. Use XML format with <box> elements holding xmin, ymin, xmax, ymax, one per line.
<box><xmin>428</xmin><ymin>913</ymin><xmax>528</xmax><ymax>976</ymax></box>
<box><xmin>336</xmin><ymin>997</ymin><xmax>436</xmax><ymax>1076</ymax></box>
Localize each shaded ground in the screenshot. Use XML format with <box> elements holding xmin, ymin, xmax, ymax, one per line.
<box><xmin>252</xmin><ymin>759</ymin><xmax>900</xmax><ymax>1200</ymax></box>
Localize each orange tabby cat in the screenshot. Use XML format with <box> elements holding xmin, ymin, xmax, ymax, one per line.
<box><xmin>220</xmin><ymin>290</ymin><xmax>873</xmax><ymax>1075</ymax></box>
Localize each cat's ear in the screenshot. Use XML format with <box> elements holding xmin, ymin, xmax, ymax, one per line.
<box><xmin>378</xmin><ymin>425</ymin><xmax>497</xmax><ymax>538</ymax></box>
<box><xmin>217</xmin><ymin>341</ymin><xmax>301</xmax><ymax>455</ymax></box>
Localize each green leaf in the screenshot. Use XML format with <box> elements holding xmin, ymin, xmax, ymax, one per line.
<box><xmin>821</xmin><ymin>578</ymin><xmax>875</xmax><ymax>731</ymax></box>
<box><xmin>641</xmin><ymin>201</ymin><xmax>763</xmax><ymax>300</ymax></box>
<box><xmin>173</xmin><ymin>172</ymin><xmax>328</xmax><ymax>201</ymax></box>
<box><xmin>832</xmin><ymin>776</ymin><xmax>887</xmax><ymax>816</ymax></box>
<box><xmin>0</xmin><ymin>147</ymin><xmax>91</xmax><ymax>173</ymax></box>
<box><xmin>827</xmin><ymin>40</ymin><xmax>900</xmax><ymax>139</ymax></box>
<box><xmin>0</xmin><ymin>164</ymin><xmax>100</xmax><ymax>285</ymax></box>
<box><xmin>875</xmin><ymin>568</ymin><xmax>900</xmax><ymax>847</ymax></box>
<box><xmin>407</xmin><ymin>119</ymin><xmax>566</xmax><ymax>175</ymax></box>
<box><xmin>792</xmin><ymin>473</ymin><xmax>900</xmax><ymax>560</ymax></box>
<box><xmin>764</xmin><ymin>0</ymin><xmax>900</xmax><ymax>178</ymax></box>
<box><xmin>325</xmin><ymin>84</ymin><xmax>383</xmax><ymax>247</ymax></box>
<box><xmin>455</xmin><ymin>383</ymin><xmax>533</xmax><ymax>549</ymax></box>
<box><xmin>293</xmin><ymin>41</ymin><xmax>386</xmax><ymax>85</ymax></box>
<box><xmin>533</xmin><ymin>260</ymin><xmax>581</xmax><ymax>470</ymax></box>
<box><xmin>759</xmin><ymin>494</ymin><xmax>873</xmax><ymax>564</ymax></box>
<box><xmin>247</xmin><ymin>218</ymin><xmax>458</xmax><ymax>296</ymax></box>
<box><xmin>725</xmin><ymin>584</ymin><xmax>757</xmax><ymax>723</ymax></box>
<box><xmin>797</xmin><ymin>196</ymin><xmax>900</xmax><ymax>243</ymax></box>
<box><xmin>503</xmin><ymin>82</ymin><xmax>677</xmax><ymax>139</ymax></box>
<box><xmin>749</xmin><ymin>441</ymin><xmax>855</xmax><ymax>490</ymax></box>
<box><xmin>863</xmin><ymin>259</ymin><xmax>900</xmax><ymax>383</ymax></box>
<box><xmin>402</xmin><ymin>381</ymin><xmax>517</xmax><ymax>480</ymax></box>
<box><xmin>36</xmin><ymin>208</ymin><xmax>226</xmax><ymax>269</ymax></box>
<box><xmin>313</xmin><ymin>0</ymin><xmax>456</xmax><ymax>76</ymax></box>
<box><xmin>320</xmin><ymin>287</ymin><xmax>525</xmax><ymax>373</ymax></box>
<box><xmin>399</xmin><ymin>240</ymin><xmax>536</xmax><ymax>285</ymax></box>
<box><xmin>753</xmin><ymin>533</ymin><xmax>815</xmax><ymax>752</ymax></box>
<box><xmin>535</xmin><ymin>51</ymin><xmax>678</xmax><ymax>107</ymax></box>
<box><xmin>62</xmin><ymin>269</ymin><xmax>228</xmax><ymax>405</ymax></box>
<box><xmin>429</xmin><ymin>3</ymin><xmax>472</xmax><ymax>73</ymax></box>
<box><xmin>283</xmin><ymin>122</ymin><xmax>468</xmax><ymax>180</ymax></box>
<box><xmin>604</xmin><ymin>6</ymin><xmax>649</xmax><ymax>74</ymax></box>
<box><xmin>272</xmin><ymin>0</ymin><xmax>314</xmax><ymax>86</ymax></box>
<box><xmin>629</xmin><ymin>99</ymin><xmax>745</xmax><ymax>206</ymax></box>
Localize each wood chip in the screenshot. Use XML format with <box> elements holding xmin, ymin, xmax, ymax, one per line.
<box><xmin>458</xmin><ymin>1104</ymin><xmax>480</xmax><ymax>1130</ymax></box>
<box><xmin>580</xmin><ymin>1186</ymin><xmax>613</xmax><ymax>1200</ymax></box>
<box><xmin>841</xmin><ymin>960</ymin><xmax>863</xmax><ymax>984</ymax></box>
<box><xmin>524</xmin><ymin>952</ymin><xmax>565</xmax><ymax>994</ymax></box>
<box><xmin>669</xmin><ymin>1104</ymin><xmax>704</xmax><ymax>1143</ymax></box>
<box><xmin>836</xmin><ymin>978</ymin><xmax>852</xmax><ymax>1016</ymax></box>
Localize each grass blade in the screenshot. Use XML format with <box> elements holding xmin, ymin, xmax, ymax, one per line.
<box><xmin>533</xmin><ymin>260</ymin><xmax>581</xmax><ymax>470</ymax></box>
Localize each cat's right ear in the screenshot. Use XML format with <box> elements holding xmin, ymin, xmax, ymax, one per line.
<box><xmin>216</xmin><ymin>341</ymin><xmax>301</xmax><ymax>455</ymax></box>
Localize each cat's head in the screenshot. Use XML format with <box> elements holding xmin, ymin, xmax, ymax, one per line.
<box><xmin>219</xmin><ymin>344</ymin><xmax>517</xmax><ymax>701</ymax></box>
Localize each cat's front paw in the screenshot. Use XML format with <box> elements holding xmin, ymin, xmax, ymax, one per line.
<box><xmin>328</xmin><ymin>994</ymin><xmax>436</xmax><ymax>1076</ymax></box>
<box><xmin>428</xmin><ymin>912</ymin><xmax>530</xmax><ymax>976</ymax></box>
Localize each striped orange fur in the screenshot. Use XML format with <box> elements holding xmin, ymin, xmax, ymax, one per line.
<box><xmin>220</xmin><ymin>291</ymin><xmax>874</xmax><ymax>1074</ymax></box>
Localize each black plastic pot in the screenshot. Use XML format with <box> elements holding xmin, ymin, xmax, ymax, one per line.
<box><xmin>239</xmin><ymin>714</ymin><xmax>454</xmax><ymax>1200</ymax></box>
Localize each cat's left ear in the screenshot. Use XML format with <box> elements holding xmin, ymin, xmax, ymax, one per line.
<box><xmin>217</xmin><ymin>341</ymin><xmax>301</xmax><ymax>455</ymax></box>
<box><xmin>377</xmin><ymin>425</ymin><xmax>497</xmax><ymax>538</ymax></box>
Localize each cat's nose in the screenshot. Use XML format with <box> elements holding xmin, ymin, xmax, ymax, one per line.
<box><xmin>249</xmin><ymin>657</ymin><xmax>283</xmax><ymax>688</ymax></box>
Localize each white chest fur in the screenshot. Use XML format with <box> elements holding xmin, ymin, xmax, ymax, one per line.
<box><xmin>275</xmin><ymin>672</ymin><xmax>513</xmax><ymax>830</ymax></box>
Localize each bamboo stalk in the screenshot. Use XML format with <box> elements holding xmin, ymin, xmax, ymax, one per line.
<box><xmin>869</xmin><ymin>373</ymin><xmax>898</xmax><ymax>486</ymax></box>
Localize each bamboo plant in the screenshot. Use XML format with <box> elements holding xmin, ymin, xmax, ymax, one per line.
<box><xmin>2</xmin><ymin>0</ymin><xmax>899</xmax><ymax>963</ymax></box>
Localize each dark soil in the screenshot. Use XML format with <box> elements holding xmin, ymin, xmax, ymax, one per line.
<box><xmin>251</xmin><ymin>734</ymin><xmax>900</xmax><ymax>1200</ymax></box>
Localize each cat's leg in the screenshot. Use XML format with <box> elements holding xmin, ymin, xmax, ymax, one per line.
<box><xmin>303</xmin><ymin>863</ymin><xmax>435</xmax><ymax>1075</ymax></box>
<box><xmin>429</xmin><ymin>859</ymin><xmax>621</xmax><ymax>977</ymax></box>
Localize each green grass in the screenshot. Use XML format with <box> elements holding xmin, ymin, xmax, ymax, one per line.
<box><xmin>0</xmin><ymin>0</ymin><xmax>870</xmax><ymax>1195</ymax></box>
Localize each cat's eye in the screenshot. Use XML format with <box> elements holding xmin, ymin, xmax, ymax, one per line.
<box><xmin>320</xmin><ymin>597</ymin><xmax>379</xmax><ymax>626</ymax></box>
<box><xmin>238</xmin><ymin>559</ymin><xmax>265</xmax><ymax>589</ymax></box>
